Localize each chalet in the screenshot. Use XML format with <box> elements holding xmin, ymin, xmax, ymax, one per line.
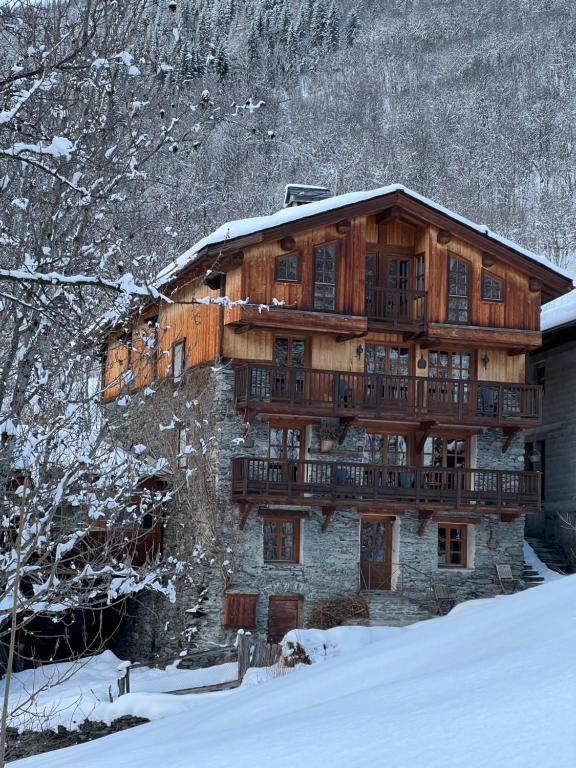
<box><xmin>525</xmin><ymin>291</ymin><xmax>576</xmax><ymax>571</ymax></box>
<box><xmin>102</xmin><ymin>184</ymin><xmax>572</xmax><ymax>657</ymax></box>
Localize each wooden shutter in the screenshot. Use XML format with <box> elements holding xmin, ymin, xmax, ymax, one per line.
<box><xmin>224</xmin><ymin>593</ymin><xmax>258</xmax><ymax>629</ymax></box>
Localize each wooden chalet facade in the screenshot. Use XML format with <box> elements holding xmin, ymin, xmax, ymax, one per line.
<box><xmin>103</xmin><ymin>184</ymin><xmax>572</xmax><ymax>653</ymax></box>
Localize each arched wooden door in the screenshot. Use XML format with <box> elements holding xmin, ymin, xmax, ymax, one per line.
<box><xmin>360</xmin><ymin>516</ymin><xmax>394</xmax><ymax>590</ymax></box>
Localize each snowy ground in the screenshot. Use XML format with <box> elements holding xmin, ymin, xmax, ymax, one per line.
<box><xmin>6</xmin><ymin>574</ymin><xmax>576</xmax><ymax>768</ymax></box>
<box><xmin>2</xmin><ymin>654</ymin><xmax>237</xmax><ymax>733</ymax></box>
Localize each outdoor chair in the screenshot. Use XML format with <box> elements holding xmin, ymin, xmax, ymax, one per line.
<box><xmin>496</xmin><ymin>563</ymin><xmax>521</xmax><ymax>594</ymax></box>
<box><xmin>432</xmin><ymin>583</ymin><xmax>456</xmax><ymax>615</ymax></box>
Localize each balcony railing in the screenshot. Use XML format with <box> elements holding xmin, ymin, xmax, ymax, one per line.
<box><xmin>364</xmin><ymin>287</ymin><xmax>427</xmax><ymax>326</ymax></box>
<box><xmin>231</xmin><ymin>458</ymin><xmax>540</xmax><ymax>510</ymax></box>
<box><xmin>234</xmin><ymin>365</ymin><xmax>542</xmax><ymax>426</ymax></box>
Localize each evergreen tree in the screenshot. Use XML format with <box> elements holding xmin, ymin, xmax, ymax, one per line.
<box><xmin>246</xmin><ymin>24</ymin><xmax>260</xmax><ymax>66</ymax></box>
<box><xmin>346</xmin><ymin>10</ymin><xmax>359</xmax><ymax>47</ymax></box>
<box><xmin>326</xmin><ymin>1</ymin><xmax>340</xmax><ymax>50</ymax></box>
<box><xmin>310</xmin><ymin>0</ymin><xmax>327</xmax><ymax>48</ymax></box>
<box><xmin>215</xmin><ymin>47</ymin><xmax>229</xmax><ymax>81</ymax></box>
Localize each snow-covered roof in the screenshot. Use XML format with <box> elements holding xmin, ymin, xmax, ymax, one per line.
<box><xmin>541</xmin><ymin>290</ymin><xmax>576</xmax><ymax>332</ymax></box>
<box><xmin>156</xmin><ymin>183</ymin><xmax>574</xmax><ymax>287</ymax></box>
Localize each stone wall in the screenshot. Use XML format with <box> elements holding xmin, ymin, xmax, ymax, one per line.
<box><xmin>111</xmin><ymin>366</ymin><xmax>527</xmax><ymax>657</ymax></box>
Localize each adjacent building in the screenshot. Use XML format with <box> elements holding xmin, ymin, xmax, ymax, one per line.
<box><xmin>525</xmin><ymin>292</ymin><xmax>576</xmax><ymax>568</ymax></box>
<box><xmin>102</xmin><ymin>184</ymin><xmax>572</xmax><ymax>658</ymax></box>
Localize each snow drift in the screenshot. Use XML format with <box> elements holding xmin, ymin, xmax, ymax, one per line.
<box><xmin>9</xmin><ymin>576</ymin><xmax>576</xmax><ymax>768</ymax></box>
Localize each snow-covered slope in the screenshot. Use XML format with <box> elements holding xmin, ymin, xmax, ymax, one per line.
<box><xmin>10</xmin><ymin>576</ymin><xmax>576</xmax><ymax>768</ymax></box>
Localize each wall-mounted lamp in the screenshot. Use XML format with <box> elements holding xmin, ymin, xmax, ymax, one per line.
<box><xmin>481</xmin><ymin>353</ymin><xmax>490</xmax><ymax>370</ymax></box>
<box><xmin>417</xmin><ymin>354</ymin><xmax>427</xmax><ymax>370</ymax></box>
<box><xmin>356</xmin><ymin>344</ymin><xmax>364</xmax><ymax>359</ymax></box>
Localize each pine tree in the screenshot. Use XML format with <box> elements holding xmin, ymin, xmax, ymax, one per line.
<box><xmin>346</xmin><ymin>11</ymin><xmax>359</xmax><ymax>47</ymax></box>
<box><xmin>310</xmin><ymin>0</ymin><xmax>327</xmax><ymax>48</ymax></box>
<box><xmin>246</xmin><ymin>24</ymin><xmax>259</xmax><ymax>66</ymax></box>
<box><xmin>326</xmin><ymin>1</ymin><xmax>340</xmax><ymax>50</ymax></box>
<box><xmin>215</xmin><ymin>47</ymin><xmax>229</xmax><ymax>81</ymax></box>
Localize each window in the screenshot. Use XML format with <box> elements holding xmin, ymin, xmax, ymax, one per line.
<box><xmin>365</xmin><ymin>433</ymin><xmax>408</xmax><ymax>466</ymax></box>
<box><xmin>275</xmin><ymin>252</ymin><xmax>300</xmax><ymax>282</ymax></box>
<box><xmin>415</xmin><ymin>253</ymin><xmax>425</xmax><ymax>292</ymax></box>
<box><xmin>313</xmin><ymin>242</ymin><xmax>337</xmax><ymax>311</ymax></box>
<box><xmin>224</xmin><ymin>593</ymin><xmax>258</xmax><ymax>629</ymax></box>
<box><xmin>428</xmin><ymin>350</ymin><xmax>472</xmax><ymax>406</ymax></box>
<box><xmin>365</xmin><ymin>345</ymin><xmax>410</xmax><ymax>402</ymax></box>
<box><xmin>423</xmin><ymin>436</ymin><xmax>467</xmax><ymax>468</ymax></box>
<box><xmin>274</xmin><ymin>337</ymin><xmax>306</xmax><ymax>368</ymax></box>
<box><xmin>267</xmin><ymin>425</ymin><xmax>305</xmax><ymax>482</ymax></box>
<box><xmin>263</xmin><ymin>516</ymin><xmax>300</xmax><ymax>563</ymax></box>
<box><xmin>365</xmin><ymin>345</ymin><xmax>409</xmax><ymax>376</ymax></box>
<box><xmin>177</xmin><ymin>426</ymin><xmax>187</xmax><ymax>469</ymax></box>
<box><xmin>428</xmin><ymin>350</ymin><xmax>472</xmax><ymax>380</ymax></box>
<box><xmin>172</xmin><ymin>339</ymin><xmax>185</xmax><ymax>382</ymax></box>
<box><xmin>535</xmin><ymin>363</ymin><xmax>545</xmax><ymax>391</ymax></box>
<box><xmin>438</xmin><ymin>524</ymin><xmax>467</xmax><ymax>568</ymax></box>
<box><xmin>447</xmin><ymin>255</ymin><xmax>470</xmax><ymax>323</ymax></box>
<box><xmin>481</xmin><ymin>270</ymin><xmax>504</xmax><ymax>302</ymax></box>
<box><xmin>272</xmin><ymin>338</ymin><xmax>306</xmax><ymax>398</ymax></box>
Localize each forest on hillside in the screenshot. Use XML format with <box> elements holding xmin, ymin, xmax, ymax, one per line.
<box><xmin>139</xmin><ymin>0</ymin><xmax>576</xmax><ymax>272</ymax></box>
<box><xmin>2</xmin><ymin>0</ymin><xmax>575</xmax><ymax>281</ymax></box>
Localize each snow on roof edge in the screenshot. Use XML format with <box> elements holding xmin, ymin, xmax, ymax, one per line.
<box><xmin>156</xmin><ymin>184</ymin><xmax>574</xmax><ymax>287</ymax></box>
<box><xmin>541</xmin><ymin>289</ymin><xmax>576</xmax><ymax>333</ymax></box>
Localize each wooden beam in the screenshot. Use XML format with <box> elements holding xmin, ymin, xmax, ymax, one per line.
<box><xmin>415</xmin><ymin>420</ymin><xmax>437</xmax><ymax>454</ymax></box>
<box><xmin>321</xmin><ymin>507</ymin><xmax>335</xmax><ymax>532</ymax></box>
<box><xmin>338</xmin><ymin>417</ymin><xmax>355</xmax><ymax>445</ymax></box>
<box><xmin>502</xmin><ymin>427</ymin><xmax>520</xmax><ymax>453</ymax></box>
<box><xmin>335</xmin><ymin>331</ymin><xmax>367</xmax><ymax>343</ymax></box>
<box><xmin>234</xmin><ymin>324</ymin><xmax>254</xmax><ymax>335</ymax></box>
<box><xmin>239</xmin><ymin>503</ymin><xmax>253</xmax><ymax>530</ymax></box>
<box><xmin>433</xmin><ymin>514</ymin><xmax>481</xmax><ymax>525</ymax></box>
<box><xmin>376</xmin><ymin>205</ymin><xmax>403</xmax><ymax>223</ymax></box>
<box><xmin>482</xmin><ymin>253</ymin><xmax>497</xmax><ymax>268</ymax></box>
<box><xmin>437</xmin><ymin>229</ymin><xmax>452</xmax><ymax>245</ymax></box>
<box><xmin>279</xmin><ymin>236</ymin><xmax>296</xmax><ymax>252</ymax></box>
<box><xmin>500</xmin><ymin>512</ymin><xmax>521</xmax><ymax>523</ymax></box>
<box><xmin>418</xmin><ymin>510</ymin><xmax>434</xmax><ymax>536</ymax></box>
<box><xmin>243</xmin><ymin>407</ymin><xmax>257</xmax><ymax>425</ymax></box>
<box><xmin>529</xmin><ymin>278</ymin><xmax>541</xmax><ymax>293</ymax></box>
<box><xmin>203</xmin><ymin>271</ymin><xmax>224</xmax><ymax>291</ymax></box>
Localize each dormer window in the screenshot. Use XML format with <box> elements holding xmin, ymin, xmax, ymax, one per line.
<box><xmin>275</xmin><ymin>252</ymin><xmax>300</xmax><ymax>282</ymax></box>
<box><xmin>481</xmin><ymin>270</ymin><xmax>504</xmax><ymax>302</ymax></box>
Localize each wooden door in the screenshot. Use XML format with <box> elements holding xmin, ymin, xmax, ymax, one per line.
<box><xmin>360</xmin><ymin>516</ymin><xmax>393</xmax><ymax>590</ymax></box>
<box><xmin>268</xmin><ymin>596</ymin><xmax>302</xmax><ymax>643</ymax></box>
<box><xmin>272</xmin><ymin>337</ymin><xmax>307</xmax><ymax>401</ymax></box>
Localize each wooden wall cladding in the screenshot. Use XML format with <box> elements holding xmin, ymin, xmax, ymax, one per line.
<box><xmin>224</xmin><ymin>217</ymin><xmax>367</xmax><ymax>321</ymax></box>
<box><xmin>427</xmin><ymin>227</ymin><xmax>540</xmax><ymax>331</ymax></box>
<box><xmin>158</xmin><ymin>280</ymin><xmax>220</xmax><ymax>374</ymax></box>
<box><xmin>103</xmin><ymin>278</ymin><xmax>220</xmax><ymax>399</ymax></box>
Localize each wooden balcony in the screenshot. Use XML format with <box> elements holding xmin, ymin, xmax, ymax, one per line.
<box><xmin>364</xmin><ymin>287</ymin><xmax>427</xmax><ymax>330</ymax></box>
<box><xmin>234</xmin><ymin>365</ymin><xmax>543</xmax><ymax>428</ymax></box>
<box><xmin>231</xmin><ymin>458</ymin><xmax>540</xmax><ymax>512</ymax></box>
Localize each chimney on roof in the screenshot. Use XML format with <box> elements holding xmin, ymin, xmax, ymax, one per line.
<box><xmin>283</xmin><ymin>184</ymin><xmax>331</xmax><ymax>208</ymax></box>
